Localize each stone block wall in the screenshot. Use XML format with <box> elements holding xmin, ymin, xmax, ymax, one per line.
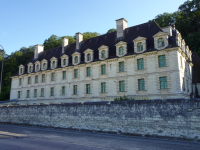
<box><xmin>0</xmin><ymin>99</ymin><xmax>200</xmax><ymax>140</ymax></box>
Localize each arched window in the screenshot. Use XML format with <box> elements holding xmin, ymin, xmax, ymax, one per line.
<box><xmin>63</xmin><ymin>59</ymin><xmax>66</xmax><ymax>66</ymax></box>
<box><xmin>101</xmin><ymin>50</ymin><xmax>105</xmax><ymax>58</ymax></box>
<box><xmin>52</xmin><ymin>61</ymin><xmax>55</xmax><ymax>68</ymax></box>
<box><xmin>137</xmin><ymin>42</ymin><xmax>143</xmax><ymax>51</ymax></box>
<box><xmin>119</xmin><ymin>46</ymin><xmax>124</xmax><ymax>55</ymax></box>
<box><xmin>158</xmin><ymin>38</ymin><xmax>164</xmax><ymax>48</ymax></box>
<box><xmin>43</xmin><ymin>63</ymin><xmax>46</xmax><ymax>69</ymax></box>
<box><xmin>29</xmin><ymin>66</ymin><xmax>32</xmax><ymax>72</ymax></box>
<box><xmin>87</xmin><ymin>53</ymin><xmax>91</xmax><ymax>61</ymax></box>
<box><xmin>75</xmin><ymin>56</ymin><xmax>78</xmax><ymax>63</ymax></box>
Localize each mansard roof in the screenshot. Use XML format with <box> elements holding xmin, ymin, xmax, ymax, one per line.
<box><xmin>14</xmin><ymin>20</ymin><xmax>178</xmax><ymax>76</ymax></box>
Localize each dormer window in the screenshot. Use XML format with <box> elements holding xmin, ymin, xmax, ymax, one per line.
<box><xmin>60</xmin><ymin>54</ymin><xmax>68</xmax><ymax>67</ymax></box>
<box><xmin>41</xmin><ymin>59</ymin><xmax>47</xmax><ymax>71</ymax></box>
<box><xmin>98</xmin><ymin>45</ymin><xmax>109</xmax><ymax>60</ymax></box>
<box><xmin>119</xmin><ymin>46</ymin><xmax>124</xmax><ymax>55</ymax></box>
<box><xmin>137</xmin><ymin>42</ymin><xmax>143</xmax><ymax>51</ymax></box>
<box><xmin>72</xmin><ymin>52</ymin><xmax>81</xmax><ymax>65</ymax></box>
<box><xmin>158</xmin><ymin>38</ymin><xmax>164</xmax><ymax>48</ymax></box>
<box><xmin>50</xmin><ymin>57</ymin><xmax>58</xmax><ymax>69</ymax></box>
<box><xmin>19</xmin><ymin>64</ymin><xmax>24</xmax><ymax>75</ymax></box>
<box><xmin>36</xmin><ymin>65</ymin><xmax>39</xmax><ymax>71</ymax></box>
<box><xmin>115</xmin><ymin>41</ymin><xmax>127</xmax><ymax>57</ymax></box>
<box><xmin>29</xmin><ymin>66</ymin><xmax>32</xmax><ymax>72</ymax></box>
<box><xmin>153</xmin><ymin>31</ymin><xmax>168</xmax><ymax>50</ymax></box>
<box><xmin>87</xmin><ymin>53</ymin><xmax>91</xmax><ymax>61</ymax></box>
<box><xmin>34</xmin><ymin>61</ymin><xmax>40</xmax><ymax>72</ymax></box>
<box><xmin>27</xmin><ymin>62</ymin><xmax>33</xmax><ymax>73</ymax></box>
<box><xmin>75</xmin><ymin>56</ymin><xmax>78</xmax><ymax>63</ymax></box>
<box><xmin>43</xmin><ymin>63</ymin><xmax>46</xmax><ymax>70</ymax></box>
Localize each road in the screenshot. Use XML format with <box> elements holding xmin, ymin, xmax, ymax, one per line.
<box><xmin>0</xmin><ymin>124</ymin><xmax>199</xmax><ymax>150</ymax></box>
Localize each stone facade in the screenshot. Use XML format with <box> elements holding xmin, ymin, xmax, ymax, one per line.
<box><xmin>10</xmin><ymin>18</ymin><xmax>193</xmax><ymax>104</ymax></box>
<box><xmin>0</xmin><ymin>99</ymin><xmax>200</xmax><ymax>140</ymax></box>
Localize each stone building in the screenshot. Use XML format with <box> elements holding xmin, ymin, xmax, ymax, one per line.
<box><xmin>10</xmin><ymin>18</ymin><xmax>193</xmax><ymax>104</ymax></box>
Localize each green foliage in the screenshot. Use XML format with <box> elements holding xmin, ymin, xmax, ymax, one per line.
<box><xmin>114</xmin><ymin>95</ymin><xmax>134</xmax><ymax>101</ymax></box>
<box><xmin>83</xmin><ymin>32</ymin><xmax>99</xmax><ymax>40</ymax></box>
<box><xmin>107</xmin><ymin>28</ymin><xmax>117</xmax><ymax>33</ymax></box>
<box><xmin>153</xmin><ymin>0</ymin><xmax>200</xmax><ymax>56</ymax></box>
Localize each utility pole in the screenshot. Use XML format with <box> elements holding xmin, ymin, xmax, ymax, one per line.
<box><xmin>0</xmin><ymin>45</ymin><xmax>5</xmax><ymax>95</ymax></box>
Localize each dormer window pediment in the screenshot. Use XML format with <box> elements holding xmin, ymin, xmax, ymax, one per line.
<box><xmin>72</xmin><ymin>52</ymin><xmax>81</xmax><ymax>65</ymax></box>
<box><xmin>98</xmin><ymin>45</ymin><xmax>109</xmax><ymax>60</ymax></box>
<box><xmin>84</xmin><ymin>49</ymin><xmax>93</xmax><ymax>63</ymax></box>
<box><xmin>50</xmin><ymin>57</ymin><xmax>58</xmax><ymax>69</ymax></box>
<box><xmin>153</xmin><ymin>31</ymin><xmax>169</xmax><ymax>50</ymax></box>
<box><xmin>34</xmin><ymin>61</ymin><xmax>40</xmax><ymax>72</ymax></box>
<box><xmin>133</xmin><ymin>36</ymin><xmax>147</xmax><ymax>53</ymax></box>
<box><xmin>115</xmin><ymin>41</ymin><xmax>127</xmax><ymax>57</ymax></box>
<box><xmin>60</xmin><ymin>54</ymin><xmax>69</xmax><ymax>67</ymax></box>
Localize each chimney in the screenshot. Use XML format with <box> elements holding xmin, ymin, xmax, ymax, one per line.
<box><xmin>76</xmin><ymin>32</ymin><xmax>83</xmax><ymax>50</ymax></box>
<box><xmin>62</xmin><ymin>37</ymin><xmax>68</xmax><ymax>53</ymax></box>
<box><xmin>34</xmin><ymin>44</ymin><xmax>44</xmax><ymax>59</ymax></box>
<box><xmin>162</xmin><ymin>26</ymin><xmax>172</xmax><ymax>36</ymax></box>
<box><xmin>115</xmin><ymin>18</ymin><xmax>128</xmax><ymax>38</ymax></box>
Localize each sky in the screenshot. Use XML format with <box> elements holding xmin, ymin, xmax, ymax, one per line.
<box><xmin>0</xmin><ymin>0</ymin><xmax>187</xmax><ymax>55</ymax></box>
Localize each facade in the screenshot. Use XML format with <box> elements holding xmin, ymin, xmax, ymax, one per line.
<box><xmin>10</xmin><ymin>18</ymin><xmax>193</xmax><ymax>104</ymax></box>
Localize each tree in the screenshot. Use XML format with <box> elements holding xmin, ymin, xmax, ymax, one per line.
<box><xmin>107</xmin><ymin>28</ymin><xmax>117</xmax><ymax>33</ymax></box>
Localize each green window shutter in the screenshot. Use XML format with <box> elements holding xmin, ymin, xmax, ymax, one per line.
<box><xmin>101</xmin><ymin>65</ymin><xmax>106</xmax><ymax>75</ymax></box>
<box><xmin>119</xmin><ymin>46</ymin><xmax>124</xmax><ymax>55</ymax></box>
<box><xmin>74</xmin><ymin>69</ymin><xmax>78</xmax><ymax>78</ymax></box>
<box><xmin>51</xmin><ymin>73</ymin><xmax>55</xmax><ymax>81</ymax></box>
<box><xmin>137</xmin><ymin>59</ymin><xmax>144</xmax><ymax>70</ymax></box>
<box><xmin>101</xmin><ymin>50</ymin><xmax>105</xmax><ymax>58</ymax></box>
<box><xmin>86</xmin><ymin>84</ymin><xmax>90</xmax><ymax>94</ymax></box>
<box><xmin>43</xmin><ymin>63</ymin><xmax>46</xmax><ymax>69</ymax></box>
<box><xmin>63</xmin><ymin>59</ymin><xmax>66</xmax><ymax>65</ymax></box>
<box><xmin>138</xmin><ymin>79</ymin><xmax>145</xmax><ymax>91</ymax></box>
<box><xmin>42</xmin><ymin>74</ymin><xmax>45</xmax><ymax>82</ymax></box>
<box><xmin>119</xmin><ymin>62</ymin><xmax>124</xmax><ymax>72</ymax></box>
<box><xmin>51</xmin><ymin>87</ymin><xmax>54</xmax><ymax>96</ymax></box>
<box><xmin>35</xmin><ymin>76</ymin><xmax>38</xmax><ymax>83</ymax></box>
<box><xmin>119</xmin><ymin>81</ymin><xmax>125</xmax><ymax>92</ymax></box>
<box><xmin>63</xmin><ymin>71</ymin><xmax>66</xmax><ymax>80</ymax></box>
<box><xmin>87</xmin><ymin>54</ymin><xmax>91</xmax><ymax>61</ymax></box>
<box><xmin>160</xmin><ymin>77</ymin><xmax>167</xmax><ymax>89</ymax></box>
<box><xmin>74</xmin><ymin>85</ymin><xmax>77</xmax><ymax>95</ymax></box>
<box><xmin>28</xmin><ymin>77</ymin><xmax>31</xmax><ymax>84</ymax></box>
<box><xmin>101</xmin><ymin>82</ymin><xmax>106</xmax><ymax>93</ymax></box>
<box><xmin>62</xmin><ymin>86</ymin><xmax>65</xmax><ymax>95</ymax></box>
<box><xmin>87</xmin><ymin>67</ymin><xmax>91</xmax><ymax>76</ymax></box>
<box><xmin>158</xmin><ymin>55</ymin><xmax>166</xmax><ymax>67</ymax></box>
<box><xmin>75</xmin><ymin>56</ymin><xmax>78</xmax><ymax>63</ymax></box>
<box><xmin>41</xmin><ymin>88</ymin><xmax>44</xmax><ymax>97</ymax></box>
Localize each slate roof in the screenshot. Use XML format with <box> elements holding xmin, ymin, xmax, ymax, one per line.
<box><xmin>14</xmin><ymin>20</ymin><xmax>178</xmax><ymax>76</ymax></box>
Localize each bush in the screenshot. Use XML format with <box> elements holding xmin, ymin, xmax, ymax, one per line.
<box><xmin>114</xmin><ymin>95</ymin><xmax>134</xmax><ymax>101</ymax></box>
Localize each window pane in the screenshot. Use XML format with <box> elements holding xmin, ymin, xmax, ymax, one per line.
<box><xmin>18</xmin><ymin>91</ymin><xmax>20</xmax><ymax>99</ymax></box>
<box><xmin>160</xmin><ymin>77</ymin><xmax>167</xmax><ymax>89</ymax></box>
<box><xmin>42</xmin><ymin>74</ymin><xmax>45</xmax><ymax>82</ymax></box>
<box><xmin>74</xmin><ymin>85</ymin><xmax>77</xmax><ymax>95</ymax></box>
<box><xmin>34</xmin><ymin>89</ymin><xmax>37</xmax><ymax>97</ymax></box>
<box><xmin>101</xmin><ymin>82</ymin><xmax>106</xmax><ymax>93</ymax></box>
<box><xmin>62</xmin><ymin>86</ymin><xmax>65</xmax><ymax>95</ymax></box>
<box><xmin>41</xmin><ymin>88</ymin><xmax>44</xmax><ymax>97</ymax></box>
<box><xmin>101</xmin><ymin>50</ymin><xmax>105</xmax><ymax>58</ymax></box>
<box><xmin>137</xmin><ymin>42</ymin><xmax>143</xmax><ymax>51</ymax></box>
<box><xmin>63</xmin><ymin>71</ymin><xmax>66</xmax><ymax>80</ymax></box>
<box><xmin>137</xmin><ymin>59</ymin><xmax>144</xmax><ymax>70</ymax></box>
<box><xmin>86</xmin><ymin>84</ymin><xmax>90</xmax><ymax>94</ymax></box>
<box><xmin>43</xmin><ymin>63</ymin><xmax>46</xmax><ymax>69</ymax></box>
<box><xmin>158</xmin><ymin>55</ymin><xmax>166</xmax><ymax>67</ymax></box>
<box><xmin>51</xmin><ymin>87</ymin><xmax>54</xmax><ymax>96</ymax></box>
<box><xmin>119</xmin><ymin>46</ymin><xmax>124</xmax><ymax>55</ymax></box>
<box><xmin>74</xmin><ymin>69</ymin><xmax>78</xmax><ymax>78</ymax></box>
<box><xmin>138</xmin><ymin>79</ymin><xmax>145</xmax><ymax>91</ymax></box>
<box><xmin>87</xmin><ymin>67</ymin><xmax>91</xmax><ymax>76</ymax></box>
<box><xmin>101</xmin><ymin>65</ymin><xmax>106</xmax><ymax>75</ymax></box>
<box><xmin>28</xmin><ymin>77</ymin><xmax>31</xmax><ymax>84</ymax></box>
<box><xmin>119</xmin><ymin>81</ymin><xmax>125</xmax><ymax>92</ymax></box>
<box><xmin>119</xmin><ymin>62</ymin><xmax>124</xmax><ymax>72</ymax></box>
<box><xmin>63</xmin><ymin>59</ymin><xmax>66</xmax><ymax>65</ymax></box>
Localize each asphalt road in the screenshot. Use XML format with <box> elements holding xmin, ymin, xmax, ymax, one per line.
<box><xmin>0</xmin><ymin>124</ymin><xmax>199</xmax><ymax>150</ymax></box>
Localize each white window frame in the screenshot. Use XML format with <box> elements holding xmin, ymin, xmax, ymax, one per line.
<box><xmin>98</xmin><ymin>45</ymin><xmax>109</xmax><ymax>60</ymax></box>
<box><xmin>115</xmin><ymin>41</ymin><xmax>127</xmax><ymax>57</ymax></box>
<box><xmin>72</xmin><ymin>52</ymin><xmax>81</xmax><ymax>65</ymax></box>
<box><xmin>60</xmin><ymin>54</ymin><xmax>69</xmax><ymax>67</ymax></box>
<box><xmin>50</xmin><ymin>57</ymin><xmax>58</xmax><ymax>69</ymax></box>
<box><xmin>84</xmin><ymin>49</ymin><xmax>94</xmax><ymax>63</ymax></box>
<box><xmin>133</xmin><ymin>36</ymin><xmax>147</xmax><ymax>54</ymax></box>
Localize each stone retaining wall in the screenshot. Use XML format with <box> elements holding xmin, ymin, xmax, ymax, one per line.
<box><xmin>0</xmin><ymin>99</ymin><xmax>200</xmax><ymax>140</ymax></box>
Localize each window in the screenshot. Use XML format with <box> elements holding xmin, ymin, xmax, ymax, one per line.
<box><xmin>101</xmin><ymin>65</ymin><xmax>106</xmax><ymax>75</ymax></box>
<box><xmin>62</xmin><ymin>86</ymin><xmax>65</xmax><ymax>95</ymax></box>
<box><xmin>119</xmin><ymin>81</ymin><xmax>125</xmax><ymax>92</ymax></box>
<box><xmin>63</xmin><ymin>71</ymin><xmax>66</xmax><ymax>80</ymax></box>
<box><xmin>180</xmin><ymin>56</ymin><xmax>183</xmax><ymax>68</ymax></box>
<box><xmin>119</xmin><ymin>46</ymin><xmax>124</xmax><ymax>55</ymax></box>
<box><xmin>34</xmin><ymin>89</ymin><xmax>37</xmax><ymax>97</ymax></box>
<box><xmin>43</xmin><ymin>63</ymin><xmax>46</xmax><ymax>70</ymax></box>
<box><xmin>20</xmin><ymin>68</ymin><xmax>23</xmax><ymax>74</ymax></box>
<box><xmin>50</xmin><ymin>87</ymin><xmax>54</xmax><ymax>96</ymax></box>
<box><xmin>29</xmin><ymin>66</ymin><xmax>32</xmax><ymax>72</ymax></box>
<box><xmin>183</xmin><ymin>77</ymin><xmax>185</xmax><ymax>91</ymax></box>
<box><xmin>87</xmin><ymin>53</ymin><xmax>91</xmax><ymax>61</ymax></box>
<box><xmin>27</xmin><ymin>90</ymin><xmax>30</xmax><ymax>98</ymax></box>
<box><xmin>51</xmin><ymin>73</ymin><xmax>55</xmax><ymax>81</ymax></box>
<box><xmin>160</xmin><ymin>77</ymin><xmax>167</xmax><ymax>89</ymax></box>
<box><xmin>119</xmin><ymin>62</ymin><xmax>124</xmax><ymax>72</ymax></box>
<box><xmin>137</xmin><ymin>42</ymin><xmax>143</xmax><ymax>51</ymax></box>
<box><xmin>42</xmin><ymin>74</ymin><xmax>45</xmax><ymax>82</ymax></box>
<box><xmin>28</xmin><ymin>77</ymin><xmax>31</xmax><ymax>84</ymax></box>
<box><xmin>138</xmin><ymin>79</ymin><xmax>145</xmax><ymax>91</ymax></box>
<box><xmin>137</xmin><ymin>59</ymin><xmax>144</xmax><ymax>70</ymax></box>
<box><xmin>101</xmin><ymin>82</ymin><xmax>106</xmax><ymax>93</ymax></box>
<box><xmin>74</xmin><ymin>69</ymin><xmax>78</xmax><ymax>78</ymax></box>
<box><xmin>18</xmin><ymin>91</ymin><xmax>20</xmax><ymax>99</ymax></box>
<box><xmin>73</xmin><ymin>85</ymin><xmax>77</xmax><ymax>95</ymax></box>
<box><xmin>41</xmin><ymin>88</ymin><xmax>44</xmax><ymax>97</ymax></box>
<box><xmin>19</xmin><ymin>78</ymin><xmax>22</xmax><ymax>86</ymax></box>
<box><xmin>52</xmin><ymin>61</ymin><xmax>55</xmax><ymax>68</ymax></box>
<box><xmin>86</xmin><ymin>67</ymin><xmax>91</xmax><ymax>77</ymax></box>
<box><xmin>101</xmin><ymin>50</ymin><xmax>106</xmax><ymax>59</ymax></box>
<box><xmin>63</xmin><ymin>59</ymin><xmax>66</xmax><ymax>66</ymax></box>
<box><xmin>86</xmin><ymin>84</ymin><xmax>90</xmax><ymax>94</ymax></box>
<box><xmin>158</xmin><ymin>55</ymin><xmax>166</xmax><ymax>67</ymax></box>
<box><xmin>35</xmin><ymin>75</ymin><xmax>38</xmax><ymax>83</ymax></box>
<box><xmin>75</xmin><ymin>56</ymin><xmax>78</xmax><ymax>63</ymax></box>
<box><xmin>36</xmin><ymin>65</ymin><xmax>39</xmax><ymax>71</ymax></box>
<box><xmin>158</xmin><ymin>38</ymin><xmax>164</xmax><ymax>48</ymax></box>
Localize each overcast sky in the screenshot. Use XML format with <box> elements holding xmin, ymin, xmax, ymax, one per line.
<box><xmin>0</xmin><ymin>0</ymin><xmax>187</xmax><ymax>55</ymax></box>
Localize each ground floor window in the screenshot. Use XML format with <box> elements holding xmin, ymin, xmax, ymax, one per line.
<box><xmin>101</xmin><ymin>82</ymin><xmax>106</xmax><ymax>93</ymax></box>
<box><xmin>138</xmin><ymin>79</ymin><xmax>145</xmax><ymax>91</ymax></box>
<box><xmin>73</xmin><ymin>85</ymin><xmax>77</xmax><ymax>95</ymax></box>
<box><xmin>119</xmin><ymin>81</ymin><xmax>125</xmax><ymax>92</ymax></box>
<box><xmin>160</xmin><ymin>77</ymin><xmax>167</xmax><ymax>89</ymax></box>
<box><xmin>86</xmin><ymin>84</ymin><xmax>90</xmax><ymax>94</ymax></box>
<box><xmin>51</xmin><ymin>87</ymin><xmax>54</xmax><ymax>96</ymax></box>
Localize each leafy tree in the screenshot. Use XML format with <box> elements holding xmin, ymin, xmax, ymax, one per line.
<box><xmin>83</xmin><ymin>32</ymin><xmax>99</xmax><ymax>40</ymax></box>
<box><xmin>107</xmin><ymin>28</ymin><xmax>117</xmax><ymax>33</ymax></box>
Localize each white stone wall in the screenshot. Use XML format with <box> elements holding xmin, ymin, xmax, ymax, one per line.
<box><xmin>10</xmin><ymin>48</ymin><xmax>192</xmax><ymax>104</ymax></box>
